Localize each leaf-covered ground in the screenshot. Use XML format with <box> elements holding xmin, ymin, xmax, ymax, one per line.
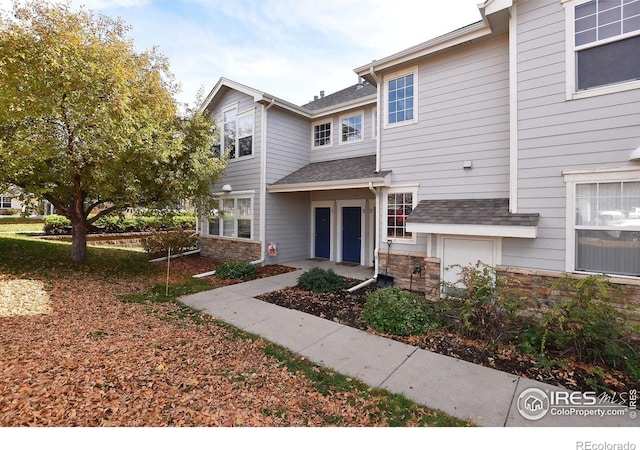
<box><xmin>0</xmin><ymin>238</ymin><xmax>468</xmax><ymax>427</ymax></box>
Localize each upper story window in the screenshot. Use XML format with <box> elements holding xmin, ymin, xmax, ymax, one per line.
<box><xmin>313</xmin><ymin>120</ymin><xmax>332</xmax><ymax>148</ymax></box>
<box><xmin>340</xmin><ymin>112</ymin><xmax>363</xmax><ymax>143</ymax></box>
<box><xmin>385</xmin><ymin>67</ymin><xmax>417</xmax><ymax>127</ymax></box>
<box><xmin>218</xmin><ymin>104</ymin><xmax>254</xmax><ymax>160</ymax></box>
<box><xmin>565</xmin><ymin>0</ymin><xmax>640</xmax><ymax>98</ymax></box>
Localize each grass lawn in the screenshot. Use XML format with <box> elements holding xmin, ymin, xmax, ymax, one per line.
<box><xmin>0</xmin><ymin>234</ymin><xmax>470</xmax><ymax>427</ymax></box>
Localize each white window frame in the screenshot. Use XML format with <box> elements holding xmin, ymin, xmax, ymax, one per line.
<box><xmin>383</xmin><ymin>66</ymin><xmax>418</xmax><ymax>129</ymax></box>
<box><xmin>207</xmin><ymin>193</ymin><xmax>254</xmax><ymax>240</ymax></box>
<box><xmin>563</xmin><ymin>0</ymin><xmax>640</xmax><ymax>100</ymax></box>
<box><xmin>563</xmin><ymin>168</ymin><xmax>640</xmax><ymax>277</ymax></box>
<box><xmin>219</xmin><ymin>103</ymin><xmax>255</xmax><ymax>161</ymax></box>
<box><xmin>338</xmin><ymin>110</ymin><xmax>364</xmax><ymax>144</ymax></box>
<box><xmin>312</xmin><ymin>119</ymin><xmax>333</xmax><ymax>148</ymax></box>
<box><xmin>383</xmin><ymin>186</ymin><xmax>418</xmax><ymax>244</ymax></box>
<box><xmin>0</xmin><ymin>196</ymin><xmax>12</xmax><ymax>209</ymax></box>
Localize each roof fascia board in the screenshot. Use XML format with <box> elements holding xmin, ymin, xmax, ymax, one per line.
<box><xmin>484</xmin><ymin>0</ymin><xmax>513</xmax><ymax>16</ymax></box>
<box><xmin>199</xmin><ymin>77</ymin><xmax>311</xmax><ymax>118</ymax></box>
<box><xmin>354</xmin><ymin>20</ymin><xmax>492</xmax><ymax>76</ymax></box>
<box><xmin>268</xmin><ymin>178</ymin><xmax>388</xmax><ymax>193</ymax></box>
<box><xmin>406</xmin><ymin>222</ymin><xmax>537</xmax><ymax>239</ymax></box>
<box><xmin>308</xmin><ymin>95</ymin><xmax>377</xmax><ymax>119</ymax></box>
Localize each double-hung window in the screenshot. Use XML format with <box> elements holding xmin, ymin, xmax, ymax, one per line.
<box><xmin>566</xmin><ymin>0</ymin><xmax>640</xmax><ymax>97</ymax></box>
<box><xmin>0</xmin><ymin>196</ymin><xmax>12</xmax><ymax>209</ymax></box>
<box><xmin>313</xmin><ymin>120</ymin><xmax>332</xmax><ymax>148</ymax></box>
<box><xmin>565</xmin><ymin>169</ymin><xmax>640</xmax><ymax>277</ymax></box>
<box><xmin>340</xmin><ymin>112</ymin><xmax>363</xmax><ymax>143</ymax></box>
<box><xmin>218</xmin><ymin>105</ymin><xmax>254</xmax><ymax>159</ymax></box>
<box><xmin>208</xmin><ymin>196</ymin><xmax>253</xmax><ymax>239</ymax></box>
<box><xmin>386</xmin><ymin>67</ymin><xmax>416</xmax><ymax>127</ymax></box>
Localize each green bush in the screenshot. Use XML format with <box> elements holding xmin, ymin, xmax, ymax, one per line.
<box><xmin>526</xmin><ymin>275</ymin><xmax>638</xmax><ymax>375</ymax></box>
<box><xmin>216</xmin><ymin>261</ymin><xmax>258</xmax><ymax>281</ymax></box>
<box><xmin>43</xmin><ymin>211</ymin><xmax>196</xmax><ymax>235</ymax></box>
<box><xmin>359</xmin><ymin>287</ymin><xmax>438</xmax><ymax>336</ymax></box>
<box><xmin>43</xmin><ymin>214</ymin><xmax>72</xmax><ymax>234</ymax></box>
<box><xmin>438</xmin><ymin>262</ymin><xmax>523</xmax><ymax>343</ymax></box>
<box><xmin>297</xmin><ymin>267</ymin><xmax>347</xmax><ymax>293</ymax></box>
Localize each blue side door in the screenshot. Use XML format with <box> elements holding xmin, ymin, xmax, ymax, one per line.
<box><xmin>314</xmin><ymin>207</ymin><xmax>330</xmax><ymax>259</ymax></box>
<box><xmin>342</xmin><ymin>207</ymin><xmax>361</xmax><ymax>264</ymax></box>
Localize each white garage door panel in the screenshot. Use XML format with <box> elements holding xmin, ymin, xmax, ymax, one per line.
<box><xmin>442</xmin><ymin>237</ymin><xmax>495</xmax><ymax>286</ymax></box>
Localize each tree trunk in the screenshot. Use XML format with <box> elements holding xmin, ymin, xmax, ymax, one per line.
<box><xmin>71</xmin><ymin>220</ymin><xmax>88</xmax><ymax>264</ymax></box>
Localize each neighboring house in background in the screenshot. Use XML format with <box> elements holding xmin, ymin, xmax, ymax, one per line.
<box><xmin>0</xmin><ymin>186</ymin><xmax>55</xmax><ymax>216</ymax></box>
<box><xmin>198</xmin><ymin>0</ymin><xmax>640</xmax><ymax>302</ymax></box>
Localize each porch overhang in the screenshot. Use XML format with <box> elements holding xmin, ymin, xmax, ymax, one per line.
<box><xmin>268</xmin><ymin>154</ymin><xmax>390</xmax><ymax>193</ymax></box>
<box><xmin>406</xmin><ymin>198</ymin><xmax>539</xmax><ymax>239</ymax></box>
<box><xmin>268</xmin><ymin>177</ymin><xmax>389</xmax><ymax>193</ymax></box>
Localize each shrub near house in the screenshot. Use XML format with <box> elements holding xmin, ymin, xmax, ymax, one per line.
<box><xmin>43</xmin><ymin>212</ymin><xmax>196</xmax><ymax>235</ymax></box>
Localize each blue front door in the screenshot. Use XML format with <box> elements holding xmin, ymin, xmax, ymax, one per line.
<box><xmin>342</xmin><ymin>207</ymin><xmax>361</xmax><ymax>264</ymax></box>
<box><xmin>314</xmin><ymin>207</ymin><xmax>330</xmax><ymax>259</ymax></box>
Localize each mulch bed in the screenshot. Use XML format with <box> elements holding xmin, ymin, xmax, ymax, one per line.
<box><xmin>257</xmin><ymin>283</ymin><xmax>639</xmax><ymax>394</ymax></box>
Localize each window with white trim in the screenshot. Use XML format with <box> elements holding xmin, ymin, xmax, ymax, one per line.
<box><xmin>313</xmin><ymin>120</ymin><xmax>332</xmax><ymax>147</ymax></box>
<box><xmin>0</xmin><ymin>196</ymin><xmax>12</xmax><ymax>209</ymax></box>
<box><xmin>386</xmin><ymin>69</ymin><xmax>416</xmax><ymax>126</ymax></box>
<box><xmin>208</xmin><ymin>196</ymin><xmax>253</xmax><ymax>239</ymax></box>
<box><xmin>340</xmin><ymin>112</ymin><xmax>363</xmax><ymax>143</ymax></box>
<box><xmin>566</xmin><ymin>0</ymin><xmax>640</xmax><ymax>95</ymax></box>
<box><xmin>574</xmin><ymin>180</ymin><xmax>640</xmax><ymax>276</ymax></box>
<box><xmin>386</xmin><ymin>192</ymin><xmax>414</xmax><ymax>240</ymax></box>
<box><xmin>219</xmin><ymin>105</ymin><xmax>254</xmax><ymax>159</ymax></box>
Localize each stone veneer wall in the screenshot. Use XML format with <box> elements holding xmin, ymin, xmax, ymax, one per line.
<box><xmin>378</xmin><ymin>251</ymin><xmax>441</xmax><ymax>296</ymax></box>
<box><xmin>498</xmin><ymin>266</ymin><xmax>640</xmax><ymax>325</ymax></box>
<box><xmin>200</xmin><ymin>236</ymin><xmax>261</xmax><ymax>262</ymax></box>
<box><xmin>378</xmin><ymin>252</ymin><xmax>640</xmax><ymax>325</ymax></box>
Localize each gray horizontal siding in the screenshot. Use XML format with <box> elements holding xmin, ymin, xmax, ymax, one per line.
<box><xmin>509</xmin><ymin>0</ymin><xmax>640</xmax><ymax>272</ymax></box>
<box><xmin>381</xmin><ymin>34</ymin><xmax>511</xmax><ymax>200</ymax></box>
<box><xmin>310</xmin><ymin>105</ymin><xmax>376</xmax><ymax>163</ymax></box>
<box><xmin>265</xmin><ymin>192</ymin><xmax>311</xmax><ymax>263</ymax></box>
<box><xmin>265</xmin><ymin>107</ymin><xmax>310</xmax><ymax>184</ymax></box>
<box><xmin>208</xmin><ymin>88</ymin><xmax>263</xmax><ymax>235</ymax></box>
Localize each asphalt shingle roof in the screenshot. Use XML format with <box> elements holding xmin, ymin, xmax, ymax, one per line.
<box><xmin>407</xmin><ymin>198</ymin><xmax>539</xmax><ymax>227</ymax></box>
<box><xmin>301</xmin><ymin>83</ymin><xmax>377</xmax><ymax>111</ymax></box>
<box><xmin>270</xmin><ymin>155</ymin><xmax>389</xmax><ymax>186</ymax></box>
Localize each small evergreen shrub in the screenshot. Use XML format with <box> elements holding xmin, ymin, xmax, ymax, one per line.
<box><xmin>359</xmin><ymin>287</ymin><xmax>438</xmax><ymax>336</ymax></box>
<box><xmin>297</xmin><ymin>267</ymin><xmax>347</xmax><ymax>293</ymax></box>
<box><xmin>216</xmin><ymin>261</ymin><xmax>258</xmax><ymax>281</ymax></box>
<box><xmin>43</xmin><ymin>214</ymin><xmax>72</xmax><ymax>234</ymax></box>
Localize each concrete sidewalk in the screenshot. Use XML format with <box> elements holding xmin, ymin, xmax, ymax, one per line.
<box><xmin>181</xmin><ymin>266</ymin><xmax>638</xmax><ymax>427</ymax></box>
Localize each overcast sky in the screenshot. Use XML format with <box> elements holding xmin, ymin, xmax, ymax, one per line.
<box><xmin>1</xmin><ymin>0</ymin><xmax>485</xmax><ymax>107</ymax></box>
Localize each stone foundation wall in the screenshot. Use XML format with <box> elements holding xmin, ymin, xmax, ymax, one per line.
<box><xmin>200</xmin><ymin>236</ymin><xmax>261</xmax><ymax>262</ymax></box>
<box><xmin>41</xmin><ymin>232</ymin><xmax>150</xmax><ymax>248</ymax></box>
<box><xmin>378</xmin><ymin>251</ymin><xmax>440</xmax><ymax>295</ymax></box>
<box><xmin>498</xmin><ymin>266</ymin><xmax>640</xmax><ymax>325</ymax></box>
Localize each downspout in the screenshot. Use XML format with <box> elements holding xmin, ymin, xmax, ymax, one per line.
<box><xmin>253</xmin><ymin>97</ymin><xmax>276</xmax><ymax>266</ymax></box>
<box><xmin>370</xmin><ymin>66</ymin><xmax>382</xmax><ymax>174</ymax></box>
<box><xmin>348</xmin><ymin>181</ymin><xmax>379</xmax><ymax>292</ymax></box>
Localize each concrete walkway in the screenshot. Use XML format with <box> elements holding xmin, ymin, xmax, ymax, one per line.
<box><xmin>181</xmin><ymin>261</ymin><xmax>638</xmax><ymax>427</ymax></box>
